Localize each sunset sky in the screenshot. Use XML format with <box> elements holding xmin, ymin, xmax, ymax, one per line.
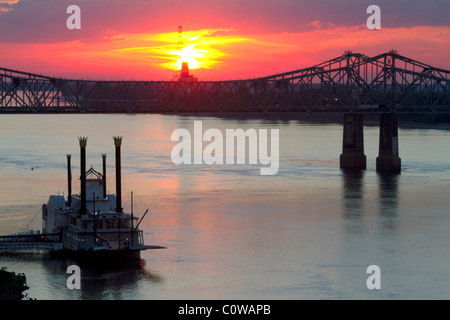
<box><xmin>0</xmin><ymin>0</ymin><xmax>449</xmax><ymax>81</ymax></box>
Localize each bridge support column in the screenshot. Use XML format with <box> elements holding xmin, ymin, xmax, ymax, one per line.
<box><xmin>340</xmin><ymin>113</ymin><xmax>366</xmax><ymax>170</ymax></box>
<box><xmin>376</xmin><ymin>113</ymin><xmax>401</xmax><ymax>172</ymax></box>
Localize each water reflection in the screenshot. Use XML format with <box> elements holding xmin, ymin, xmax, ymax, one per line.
<box><xmin>0</xmin><ymin>253</ymin><xmax>163</xmax><ymax>300</ymax></box>
<box><xmin>341</xmin><ymin>169</ymin><xmax>365</xmax><ymax>228</ymax></box>
<box><xmin>341</xmin><ymin>169</ymin><xmax>399</xmax><ymax>236</ymax></box>
<box><xmin>377</xmin><ymin>173</ymin><xmax>399</xmax><ymax>234</ymax></box>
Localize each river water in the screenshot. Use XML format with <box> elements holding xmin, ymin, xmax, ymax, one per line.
<box><xmin>0</xmin><ymin>113</ymin><xmax>449</xmax><ymax>300</ymax></box>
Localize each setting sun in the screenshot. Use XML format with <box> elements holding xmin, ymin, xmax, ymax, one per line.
<box><xmin>172</xmin><ymin>44</ymin><xmax>205</xmax><ymax>70</ymax></box>
<box><xmin>163</xmin><ymin>29</ymin><xmax>247</xmax><ymax>73</ymax></box>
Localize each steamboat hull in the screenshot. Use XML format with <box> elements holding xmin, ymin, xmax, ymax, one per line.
<box><xmin>49</xmin><ymin>248</ymin><xmax>142</xmax><ymax>265</ymax></box>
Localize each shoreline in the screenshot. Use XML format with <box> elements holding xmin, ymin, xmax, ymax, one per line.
<box><xmin>158</xmin><ymin>112</ymin><xmax>450</xmax><ymax>130</ymax></box>
<box><xmin>1</xmin><ymin>111</ymin><xmax>449</xmax><ymax>130</ymax></box>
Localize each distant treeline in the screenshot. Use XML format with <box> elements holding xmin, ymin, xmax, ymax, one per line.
<box><xmin>398</xmin><ymin>113</ymin><xmax>450</xmax><ymax>125</ymax></box>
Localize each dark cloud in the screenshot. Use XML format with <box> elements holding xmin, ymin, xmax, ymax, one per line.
<box><xmin>0</xmin><ymin>0</ymin><xmax>449</xmax><ymax>44</ymax></box>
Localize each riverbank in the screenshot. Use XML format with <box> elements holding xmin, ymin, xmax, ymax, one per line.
<box><xmin>0</xmin><ymin>267</ymin><xmax>32</xmax><ymax>300</ymax></box>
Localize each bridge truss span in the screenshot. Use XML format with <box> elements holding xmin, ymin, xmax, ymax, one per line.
<box><xmin>1</xmin><ymin>51</ymin><xmax>449</xmax><ymax>113</ymax></box>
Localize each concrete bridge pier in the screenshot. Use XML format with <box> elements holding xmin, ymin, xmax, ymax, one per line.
<box><xmin>376</xmin><ymin>113</ymin><xmax>401</xmax><ymax>172</ymax></box>
<box><xmin>340</xmin><ymin>113</ymin><xmax>367</xmax><ymax>170</ymax></box>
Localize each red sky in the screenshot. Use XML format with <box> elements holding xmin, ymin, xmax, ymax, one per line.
<box><xmin>0</xmin><ymin>0</ymin><xmax>449</xmax><ymax>81</ymax></box>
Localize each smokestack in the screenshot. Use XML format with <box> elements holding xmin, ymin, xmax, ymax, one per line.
<box><xmin>102</xmin><ymin>154</ymin><xmax>107</xmax><ymax>199</ymax></box>
<box><xmin>67</xmin><ymin>154</ymin><xmax>72</xmax><ymax>207</ymax></box>
<box><xmin>113</xmin><ymin>136</ymin><xmax>122</xmax><ymax>213</ymax></box>
<box><xmin>79</xmin><ymin>137</ymin><xmax>87</xmax><ymax>215</ymax></box>
<box><xmin>181</xmin><ymin>61</ymin><xmax>189</xmax><ymax>77</ymax></box>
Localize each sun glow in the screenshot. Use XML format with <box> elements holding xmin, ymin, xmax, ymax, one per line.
<box><xmin>169</xmin><ymin>31</ymin><xmax>225</xmax><ymax>71</ymax></box>
<box><xmin>172</xmin><ymin>44</ymin><xmax>205</xmax><ymax>70</ymax></box>
<box><xmin>101</xmin><ymin>29</ymin><xmax>250</xmax><ymax>78</ymax></box>
<box><xmin>162</xmin><ymin>29</ymin><xmax>248</xmax><ymax>71</ymax></box>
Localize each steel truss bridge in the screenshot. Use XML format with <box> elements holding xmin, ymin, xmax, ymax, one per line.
<box><xmin>1</xmin><ymin>51</ymin><xmax>449</xmax><ymax>113</ymax></box>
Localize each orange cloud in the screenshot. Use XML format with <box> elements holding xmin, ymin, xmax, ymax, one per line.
<box><xmin>0</xmin><ymin>0</ymin><xmax>18</xmax><ymax>14</ymax></box>
<box><xmin>1</xmin><ymin>25</ymin><xmax>449</xmax><ymax>81</ymax></box>
<box><xmin>108</xmin><ymin>29</ymin><xmax>248</xmax><ymax>72</ymax></box>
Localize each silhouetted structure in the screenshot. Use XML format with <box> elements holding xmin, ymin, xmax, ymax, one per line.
<box><xmin>1</xmin><ymin>51</ymin><xmax>449</xmax><ymax>172</ymax></box>
<box><xmin>1</xmin><ymin>51</ymin><xmax>448</xmax><ymax>114</ymax></box>
<box><xmin>178</xmin><ymin>62</ymin><xmax>198</xmax><ymax>83</ymax></box>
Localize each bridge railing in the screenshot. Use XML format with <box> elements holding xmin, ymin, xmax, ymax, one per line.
<box><xmin>0</xmin><ymin>241</ymin><xmax>63</xmax><ymax>252</ymax></box>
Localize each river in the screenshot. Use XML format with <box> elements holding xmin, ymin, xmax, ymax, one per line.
<box><xmin>0</xmin><ymin>113</ymin><xmax>449</xmax><ymax>299</ymax></box>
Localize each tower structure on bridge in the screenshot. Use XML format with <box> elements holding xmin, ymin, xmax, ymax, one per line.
<box><xmin>172</xmin><ymin>26</ymin><xmax>183</xmax><ymax>81</ymax></box>
<box><xmin>178</xmin><ymin>61</ymin><xmax>198</xmax><ymax>82</ymax></box>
